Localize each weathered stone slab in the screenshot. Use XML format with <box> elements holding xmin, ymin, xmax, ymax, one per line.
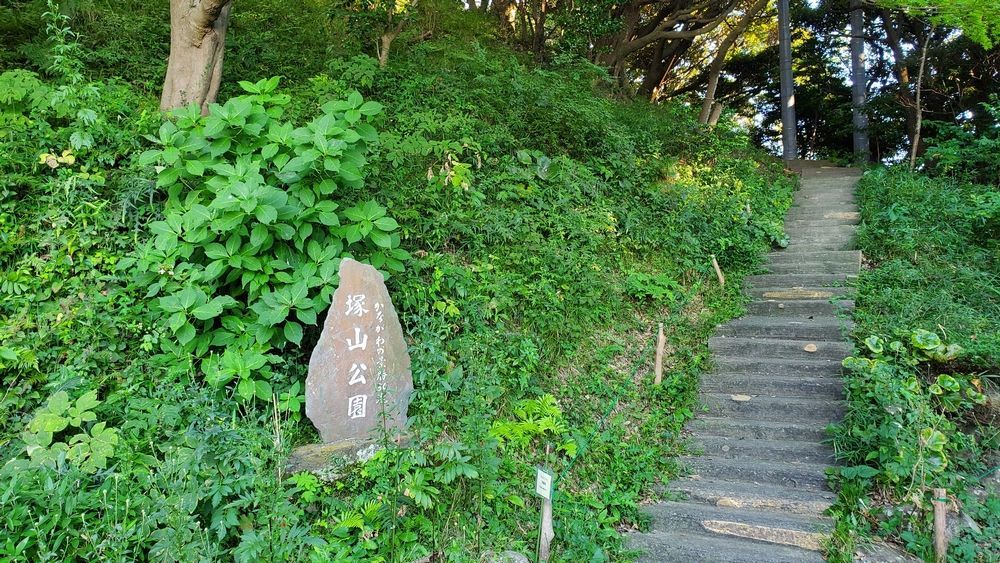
<box><xmin>306</xmin><ymin>258</ymin><xmax>412</xmax><ymax>444</ymax></box>
<box><xmin>286</xmin><ymin>438</ymin><xmax>381</xmax><ymax>481</ymax></box>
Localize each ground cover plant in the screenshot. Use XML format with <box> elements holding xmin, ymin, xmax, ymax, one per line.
<box><xmin>0</xmin><ymin>4</ymin><xmax>795</xmax><ymax>561</ymax></box>
<box><xmin>828</xmin><ymin>155</ymin><xmax>1000</xmax><ymax>561</ymax></box>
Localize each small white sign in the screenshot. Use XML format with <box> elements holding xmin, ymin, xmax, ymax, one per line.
<box><xmin>535</xmin><ymin>468</ymin><xmax>553</xmax><ymax>500</ymax></box>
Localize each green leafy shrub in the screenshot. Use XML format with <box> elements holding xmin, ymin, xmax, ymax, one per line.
<box><xmin>129</xmin><ymin>77</ymin><xmax>407</xmax><ymax>399</ymax></box>
<box><xmin>829</xmin><ymin>167</ymin><xmax>999</xmax><ymax>560</ymax></box>
<box><xmin>14</xmin><ymin>390</ymin><xmax>120</xmax><ymax>473</ymax></box>
<box><xmin>923</xmin><ymin>96</ymin><xmax>1000</xmax><ymax>186</ymax></box>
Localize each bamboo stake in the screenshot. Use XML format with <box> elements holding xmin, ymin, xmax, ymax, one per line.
<box><xmin>933</xmin><ymin>488</ymin><xmax>948</xmax><ymax>562</ymax></box>
<box><xmin>654</xmin><ymin>323</ymin><xmax>665</xmax><ymax>386</ymax></box>
<box><xmin>711</xmin><ymin>254</ymin><xmax>725</xmax><ymax>287</ymax></box>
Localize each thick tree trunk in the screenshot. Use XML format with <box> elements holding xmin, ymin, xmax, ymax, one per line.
<box><xmin>160</xmin><ymin>0</ymin><xmax>233</xmax><ymax>114</ymax></box>
<box><xmin>638</xmin><ymin>40</ymin><xmax>670</xmax><ymax>98</ymax></box>
<box><xmin>849</xmin><ymin>0</ymin><xmax>869</xmax><ymax>160</ymax></box>
<box><xmin>699</xmin><ymin>0</ymin><xmax>767</xmax><ymax>123</ymax></box>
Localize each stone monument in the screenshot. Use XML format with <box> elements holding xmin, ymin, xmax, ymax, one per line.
<box><xmin>291</xmin><ymin>258</ymin><xmax>412</xmax><ymax>476</ymax></box>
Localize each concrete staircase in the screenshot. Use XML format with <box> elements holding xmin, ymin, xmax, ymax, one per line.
<box><xmin>628</xmin><ymin>164</ymin><xmax>861</xmax><ymax>562</ymax></box>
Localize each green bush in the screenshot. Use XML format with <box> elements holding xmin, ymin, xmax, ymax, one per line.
<box><xmin>828</xmin><ymin>167</ymin><xmax>999</xmax><ymax>561</ymax></box>
<box><xmin>128</xmin><ymin>77</ymin><xmax>406</xmax><ymax>401</ymax></box>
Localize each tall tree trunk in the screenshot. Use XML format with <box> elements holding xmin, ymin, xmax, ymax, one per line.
<box><xmin>643</xmin><ymin>38</ymin><xmax>692</xmax><ymax>100</ymax></box>
<box><xmin>160</xmin><ymin>0</ymin><xmax>233</xmax><ymax>114</ymax></box>
<box><xmin>638</xmin><ymin>40</ymin><xmax>670</xmax><ymax>98</ymax></box>
<box><xmin>909</xmin><ymin>28</ymin><xmax>931</xmax><ymax>171</ymax></box>
<box><xmin>777</xmin><ymin>0</ymin><xmax>797</xmax><ymax>160</ymax></box>
<box><xmin>849</xmin><ymin>0</ymin><xmax>870</xmax><ymax>161</ymax></box>
<box><xmin>700</xmin><ymin>0</ymin><xmax>767</xmax><ymax>124</ymax></box>
<box><xmin>531</xmin><ymin>0</ymin><xmax>547</xmax><ymax>59</ymax></box>
<box><xmin>881</xmin><ymin>11</ymin><xmax>919</xmax><ymax>151</ymax></box>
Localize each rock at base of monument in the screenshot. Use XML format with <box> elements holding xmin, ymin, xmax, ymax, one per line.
<box><xmin>286</xmin><ymin>438</ymin><xmax>382</xmax><ymax>481</ymax></box>
<box><xmin>481</xmin><ymin>551</ymin><xmax>530</xmax><ymax>563</ymax></box>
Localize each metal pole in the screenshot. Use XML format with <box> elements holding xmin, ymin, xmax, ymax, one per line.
<box><xmin>850</xmin><ymin>0</ymin><xmax>870</xmax><ymax>161</ymax></box>
<box><xmin>777</xmin><ymin>0</ymin><xmax>797</xmax><ymax>162</ymax></box>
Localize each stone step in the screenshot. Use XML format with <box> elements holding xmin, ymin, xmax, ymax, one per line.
<box><xmin>786</xmin><ymin>231</ymin><xmax>856</xmax><ymax>242</ymax></box>
<box><xmin>715</xmin><ymin>315</ymin><xmax>851</xmax><ymax>340</ymax></box>
<box><xmin>709</xmin><ymin>336</ymin><xmax>852</xmax><ymax>362</ymax></box>
<box><xmin>785</xmin><ymin>210</ymin><xmax>860</xmax><ymax>221</ymax></box>
<box><xmin>796</xmin><ymin>189</ymin><xmax>859</xmax><ymax>196</ymax></box>
<box><xmin>710</xmin><ymin>357</ymin><xmax>844</xmax><ymax>378</ymax></box>
<box><xmin>784</xmin><ymin>223</ymin><xmax>857</xmax><ymax>236</ymax></box>
<box><xmin>747</xmin><ymin>298</ymin><xmax>854</xmax><ymax>316</ymax></box>
<box><xmin>627</xmin><ymin>528</ymin><xmax>825</xmax><ymax>562</ymax></box>
<box><xmin>682</xmin><ymin>457</ymin><xmax>830</xmax><ymax>492</ymax></box>
<box><xmin>698</xmin><ymin>393</ymin><xmax>845</xmax><ymax>423</ymax></box>
<box><xmin>700</xmin><ymin>373</ymin><xmax>844</xmax><ymax>399</ymax></box>
<box><xmin>745</xmin><ymin>272</ymin><xmax>853</xmax><ymax>288</ymax></box>
<box><xmin>792</xmin><ymin>198</ymin><xmax>856</xmax><ymax>207</ymax></box>
<box><xmin>784</xmin><ymin>217</ymin><xmax>860</xmax><ymax>227</ymax></box>
<box><xmin>792</xmin><ymin>187</ymin><xmax>855</xmax><ymax>196</ymax></box>
<box><xmin>747</xmin><ymin>285</ymin><xmax>856</xmax><ymax>301</ymax></box>
<box><xmin>643</xmin><ymin>500</ymin><xmax>830</xmax><ymax>543</ymax></box>
<box><xmin>690</xmin><ymin>436</ymin><xmax>835</xmax><ymax>465</ymax></box>
<box><xmin>762</xmin><ymin>260</ymin><xmax>860</xmax><ymax>275</ymax></box>
<box><xmin>784</xmin><ymin>226</ymin><xmax>857</xmax><ymax>239</ymax></box>
<box><xmin>766</xmin><ymin>249</ymin><xmax>862</xmax><ymax>266</ymax></box>
<box><xmin>790</xmin><ymin>202</ymin><xmax>858</xmax><ymax>212</ymax></box>
<box><xmin>669</xmin><ymin>476</ymin><xmax>836</xmax><ymax>516</ymax></box>
<box><xmin>690</xmin><ymin>416</ymin><xmax>829</xmax><ymax>441</ymax></box>
<box><xmin>783</xmin><ymin>240</ymin><xmax>856</xmax><ymax>252</ymax></box>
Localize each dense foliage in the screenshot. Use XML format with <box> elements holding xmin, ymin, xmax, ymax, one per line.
<box><xmin>829</xmin><ymin>160</ymin><xmax>999</xmax><ymax>560</ymax></box>
<box><xmin>0</xmin><ymin>5</ymin><xmax>795</xmax><ymax>561</ymax></box>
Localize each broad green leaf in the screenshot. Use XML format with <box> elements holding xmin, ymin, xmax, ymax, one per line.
<box><xmin>74</xmin><ymin>391</ymin><xmax>100</xmax><ymax>413</ymax></box>
<box><xmin>176</xmin><ymin>322</ymin><xmax>196</xmax><ymax>345</ymax></box>
<box><xmin>254</xmin><ymin>380</ymin><xmax>273</xmax><ymax>401</ymax></box>
<box><xmin>261</xmin><ymin>143</ymin><xmax>279</xmax><ymax>160</ymax></box>
<box><xmin>374</xmin><ymin>217</ymin><xmax>398</xmax><ymax>231</ymax></box>
<box><xmin>250</xmin><ymin>224</ymin><xmax>269</xmax><ymax>247</ymax></box>
<box><xmin>919</xmin><ymin>428</ymin><xmax>947</xmax><ymax>452</ymax></box>
<box><xmin>30</xmin><ymin>412</ymin><xmax>69</xmax><ymax>433</ymax></box>
<box><xmin>284</xmin><ymin>321</ymin><xmax>303</xmax><ymax>345</ymax></box>
<box><xmin>192</xmin><ymin>300</ymin><xmax>223</xmax><ymax>320</ymax></box>
<box><xmin>185</xmin><ymin>159</ymin><xmax>206</xmax><ymax>176</ymax></box>
<box><xmin>359</xmin><ymin>101</ymin><xmax>383</xmax><ymax>116</ymax></box>
<box><xmin>237</xmin><ymin>379</ymin><xmax>256</xmax><ymax>401</ymax></box>
<box><xmin>370</xmin><ymin>230</ymin><xmax>392</xmax><ymax>248</ymax></box>
<box><xmin>911</xmin><ymin>329</ymin><xmax>942</xmax><ymax>350</ymax></box>
<box><xmin>255</xmin><ymin>205</ymin><xmax>278</xmax><ymax>224</ymax></box>
<box><xmin>138</xmin><ymin>149</ymin><xmax>162</xmax><ymax>166</ymax></box>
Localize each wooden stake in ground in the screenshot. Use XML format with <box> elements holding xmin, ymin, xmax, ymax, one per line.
<box><xmin>535</xmin><ymin>462</ymin><xmax>554</xmax><ymax>562</ymax></box>
<box><xmin>654</xmin><ymin>323</ymin><xmax>665</xmax><ymax>386</ymax></box>
<box><xmin>933</xmin><ymin>488</ymin><xmax>948</xmax><ymax>562</ymax></box>
<box><xmin>711</xmin><ymin>255</ymin><xmax>726</xmax><ymax>287</ymax></box>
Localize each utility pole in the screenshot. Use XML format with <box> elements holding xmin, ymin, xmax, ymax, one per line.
<box><xmin>850</xmin><ymin>0</ymin><xmax>870</xmax><ymax>161</ymax></box>
<box><xmin>777</xmin><ymin>0</ymin><xmax>797</xmax><ymax>162</ymax></box>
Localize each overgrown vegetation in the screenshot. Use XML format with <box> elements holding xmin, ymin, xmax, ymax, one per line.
<box><xmin>0</xmin><ymin>4</ymin><xmax>794</xmax><ymax>560</ymax></box>
<box><xmin>828</xmin><ymin>131</ymin><xmax>999</xmax><ymax>560</ymax></box>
